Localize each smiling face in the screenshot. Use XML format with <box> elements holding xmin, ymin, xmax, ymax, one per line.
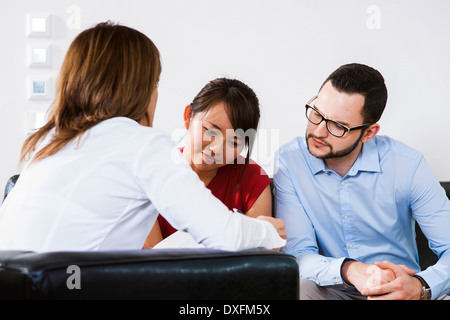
<box><xmin>306</xmin><ymin>81</ymin><xmax>367</xmax><ymax>160</ymax></box>
<box><xmin>183</xmin><ymin>102</ymin><xmax>246</xmax><ymax>177</ymax></box>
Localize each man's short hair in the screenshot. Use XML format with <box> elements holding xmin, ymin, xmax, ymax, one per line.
<box><xmin>321</xmin><ymin>63</ymin><xmax>388</xmax><ymax>124</ymax></box>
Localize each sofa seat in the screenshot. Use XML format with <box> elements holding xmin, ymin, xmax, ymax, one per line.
<box><xmin>0</xmin><ymin>248</ymin><xmax>299</xmax><ymax>300</ymax></box>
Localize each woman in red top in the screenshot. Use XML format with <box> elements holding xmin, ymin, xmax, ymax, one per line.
<box><xmin>144</xmin><ymin>78</ymin><xmax>272</xmax><ymax>247</ymax></box>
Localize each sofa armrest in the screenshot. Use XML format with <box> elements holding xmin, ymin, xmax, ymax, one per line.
<box><xmin>0</xmin><ymin>248</ymin><xmax>298</xmax><ymax>300</ymax></box>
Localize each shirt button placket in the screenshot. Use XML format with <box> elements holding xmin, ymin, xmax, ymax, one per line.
<box><xmin>339</xmin><ymin>179</ymin><xmax>355</xmax><ymax>257</ymax></box>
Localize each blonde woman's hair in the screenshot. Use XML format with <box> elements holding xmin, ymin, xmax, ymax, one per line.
<box><xmin>20</xmin><ymin>21</ymin><xmax>161</xmax><ymax>165</ymax></box>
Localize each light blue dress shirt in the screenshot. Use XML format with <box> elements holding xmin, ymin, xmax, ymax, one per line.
<box><xmin>274</xmin><ymin>135</ymin><xmax>450</xmax><ymax>299</ymax></box>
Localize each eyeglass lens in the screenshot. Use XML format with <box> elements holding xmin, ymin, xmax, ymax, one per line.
<box><xmin>306</xmin><ymin>106</ymin><xmax>347</xmax><ymax>137</ymax></box>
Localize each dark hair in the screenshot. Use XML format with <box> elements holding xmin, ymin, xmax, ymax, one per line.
<box><xmin>320</xmin><ymin>63</ymin><xmax>388</xmax><ymax>124</ymax></box>
<box><xmin>190</xmin><ymin>77</ymin><xmax>260</xmax><ymax>160</ymax></box>
<box><xmin>189</xmin><ymin>78</ymin><xmax>260</xmax><ymax>192</ymax></box>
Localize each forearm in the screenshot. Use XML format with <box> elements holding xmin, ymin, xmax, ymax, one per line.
<box><xmin>294</xmin><ymin>250</ymin><xmax>348</xmax><ymax>286</ymax></box>
<box><xmin>417</xmin><ymin>250</ymin><xmax>450</xmax><ymax>299</ymax></box>
<box><xmin>340</xmin><ymin>259</ymin><xmax>356</xmax><ymax>285</ymax></box>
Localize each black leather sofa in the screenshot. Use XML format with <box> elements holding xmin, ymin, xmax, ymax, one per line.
<box><xmin>0</xmin><ymin>175</ymin><xmax>299</xmax><ymax>300</ymax></box>
<box><xmin>0</xmin><ymin>248</ymin><xmax>298</xmax><ymax>300</ymax></box>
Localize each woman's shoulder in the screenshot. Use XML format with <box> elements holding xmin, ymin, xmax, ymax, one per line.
<box><xmin>92</xmin><ymin>117</ymin><xmax>174</xmax><ymax>151</ymax></box>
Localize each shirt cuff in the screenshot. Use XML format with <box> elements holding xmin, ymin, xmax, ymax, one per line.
<box><xmin>415</xmin><ymin>270</ymin><xmax>441</xmax><ymax>300</ymax></box>
<box><xmin>300</xmin><ymin>255</ymin><xmax>349</xmax><ymax>286</ymax></box>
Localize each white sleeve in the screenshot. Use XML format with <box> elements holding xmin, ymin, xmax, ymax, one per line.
<box><xmin>132</xmin><ymin>131</ymin><xmax>286</xmax><ymax>251</ymax></box>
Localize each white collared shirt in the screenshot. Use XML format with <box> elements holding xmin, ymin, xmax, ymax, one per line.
<box><xmin>0</xmin><ymin>117</ymin><xmax>285</xmax><ymax>252</ymax></box>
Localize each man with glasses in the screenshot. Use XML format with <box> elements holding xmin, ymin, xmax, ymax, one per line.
<box><xmin>274</xmin><ymin>63</ymin><xmax>450</xmax><ymax>300</ymax></box>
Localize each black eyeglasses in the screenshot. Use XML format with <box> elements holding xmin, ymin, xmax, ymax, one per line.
<box><xmin>305</xmin><ymin>96</ymin><xmax>371</xmax><ymax>138</ymax></box>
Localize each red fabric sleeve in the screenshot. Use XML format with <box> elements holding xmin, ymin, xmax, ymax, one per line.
<box><xmin>236</xmin><ymin>161</ymin><xmax>271</xmax><ymax>213</ymax></box>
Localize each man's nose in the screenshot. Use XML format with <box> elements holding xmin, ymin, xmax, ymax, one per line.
<box><xmin>312</xmin><ymin>120</ymin><xmax>329</xmax><ymax>138</ymax></box>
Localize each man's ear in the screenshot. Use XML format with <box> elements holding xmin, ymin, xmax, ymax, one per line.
<box><xmin>183</xmin><ymin>104</ymin><xmax>192</xmax><ymax>129</ymax></box>
<box><xmin>361</xmin><ymin>123</ymin><xmax>380</xmax><ymax>143</ymax></box>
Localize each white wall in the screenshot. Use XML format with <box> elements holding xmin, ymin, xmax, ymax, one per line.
<box><xmin>1</xmin><ymin>0</ymin><xmax>450</xmax><ymax>191</ymax></box>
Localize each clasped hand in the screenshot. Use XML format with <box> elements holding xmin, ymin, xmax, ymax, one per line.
<box><xmin>342</xmin><ymin>260</ymin><xmax>423</xmax><ymax>300</ymax></box>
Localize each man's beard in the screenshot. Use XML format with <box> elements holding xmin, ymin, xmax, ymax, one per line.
<box><xmin>306</xmin><ymin>130</ymin><xmax>364</xmax><ymax>160</ymax></box>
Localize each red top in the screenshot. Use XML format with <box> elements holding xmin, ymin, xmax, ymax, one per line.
<box><xmin>157</xmin><ymin>154</ymin><xmax>271</xmax><ymax>239</ymax></box>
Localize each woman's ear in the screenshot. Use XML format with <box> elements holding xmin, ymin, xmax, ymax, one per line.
<box><xmin>361</xmin><ymin>123</ymin><xmax>380</xmax><ymax>143</ymax></box>
<box><xmin>183</xmin><ymin>104</ymin><xmax>192</xmax><ymax>129</ymax></box>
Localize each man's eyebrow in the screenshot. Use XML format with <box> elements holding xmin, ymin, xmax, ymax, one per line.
<box><xmin>313</xmin><ymin>104</ymin><xmax>350</xmax><ymax>127</ymax></box>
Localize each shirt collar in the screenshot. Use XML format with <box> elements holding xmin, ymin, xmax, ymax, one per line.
<box><xmin>353</xmin><ymin>137</ymin><xmax>381</xmax><ymax>174</ymax></box>
<box><xmin>306</xmin><ymin>137</ymin><xmax>381</xmax><ymax>176</ymax></box>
